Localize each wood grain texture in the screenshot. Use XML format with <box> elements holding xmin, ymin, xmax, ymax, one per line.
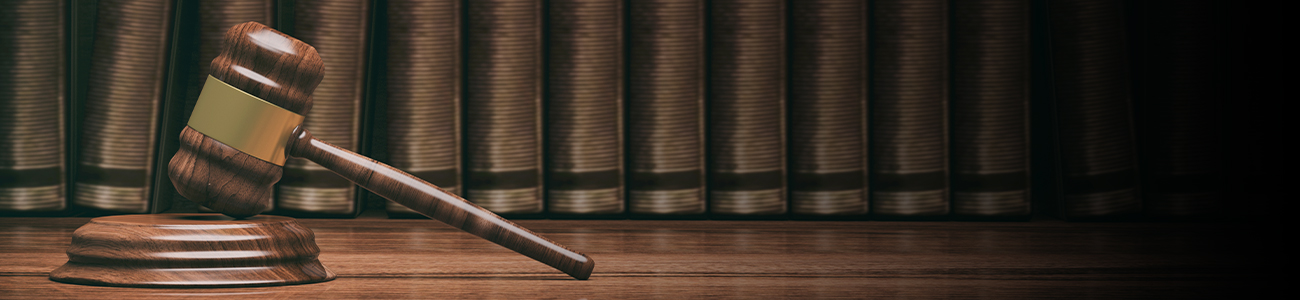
<box><xmin>46</xmin><ymin>214</ymin><xmax>333</xmax><ymax>287</ymax></box>
<box><xmin>168</xmin><ymin>22</ymin><xmax>323</xmax><ymax>218</ymax></box>
<box><xmin>0</xmin><ymin>218</ymin><xmax>1263</xmax><ymax>298</ymax></box>
<box><xmin>284</xmin><ymin>128</ymin><xmax>595</xmax><ymax>280</ymax></box>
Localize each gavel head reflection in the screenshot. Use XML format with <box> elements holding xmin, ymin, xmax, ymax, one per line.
<box><xmin>168</xmin><ymin>22</ymin><xmax>321</xmax><ymax>218</ymax></box>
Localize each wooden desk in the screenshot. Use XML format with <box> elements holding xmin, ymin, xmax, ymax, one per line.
<box><xmin>0</xmin><ymin>217</ymin><xmax>1261</xmax><ymax>298</ymax></box>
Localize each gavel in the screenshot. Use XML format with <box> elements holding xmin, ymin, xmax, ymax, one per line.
<box><xmin>167</xmin><ymin>22</ymin><xmax>593</xmax><ymax>280</ymax></box>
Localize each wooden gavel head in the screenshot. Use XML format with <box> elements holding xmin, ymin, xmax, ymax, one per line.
<box><xmin>168</xmin><ymin>22</ymin><xmax>323</xmax><ymax>218</ymax></box>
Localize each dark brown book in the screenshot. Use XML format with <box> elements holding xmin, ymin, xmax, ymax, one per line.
<box><xmin>1134</xmin><ymin>0</ymin><xmax>1219</xmax><ymax>219</ymax></box>
<box><xmin>1045</xmin><ymin>0</ymin><xmax>1140</xmax><ymax>220</ymax></box>
<box><xmin>626</xmin><ymin>0</ymin><xmax>706</xmax><ymax>216</ymax></box>
<box><xmin>384</xmin><ymin>0</ymin><xmax>462</xmax><ymax>217</ymax></box>
<box><xmin>950</xmin><ymin>0</ymin><xmax>1031</xmax><ymax>220</ymax></box>
<box><xmin>1</xmin><ymin>1</ymin><xmax>67</xmax><ymax>212</ymax></box>
<box><xmin>708</xmin><ymin>0</ymin><xmax>786</xmax><ymax>217</ymax></box>
<box><xmin>76</xmin><ymin>0</ymin><xmax>175</xmax><ymax>214</ymax></box>
<box><xmin>788</xmin><ymin>0</ymin><xmax>867</xmax><ymax>217</ymax></box>
<box><xmin>278</xmin><ymin>0</ymin><xmax>370</xmax><ymax>217</ymax></box>
<box><xmin>869</xmin><ymin>0</ymin><xmax>949</xmax><ymax>220</ymax></box>
<box><xmin>546</xmin><ymin>0</ymin><xmax>625</xmax><ymax>216</ymax></box>
<box><xmin>464</xmin><ymin>0</ymin><xmax>544</xmax><ymax>215</ymax></box>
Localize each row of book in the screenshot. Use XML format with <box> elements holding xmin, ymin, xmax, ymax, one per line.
<box><xmin>1</xmin><ymin>0</ymin><xmax>1225</xmax><ymax>220</ymax></box>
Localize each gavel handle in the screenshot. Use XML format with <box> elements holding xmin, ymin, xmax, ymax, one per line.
<box><xmin>285</xmin><ymin>128</ymin><xmax>594</xmax><ymax>280</ymax></box>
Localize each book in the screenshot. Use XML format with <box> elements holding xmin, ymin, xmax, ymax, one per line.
<box><xmin>464</xmin><ymin>0</ymin><xmax>544</xmax><ymax>215</ymax></box>
<box><xmin>1045</xmin><ymin>0</ymin><xmax>1140</xmax><ymax>220</ymax></box>
<box><xmin>546</xmin><ymin>0</ymin><xmax>625</xmax><ymax>216</ymax></box>
<box><xmin>1</xmin><ymin>0</ymin><xmax>67</xmax><ymax>213</ymax></box>
<box><xmin>708</xmin><ymin>0</ymin><xmax>786</xmax><ymax>217</ymax></box>
<box><xmin>75</xmin><ymin>0</ymin><xmax>176</xmax><ymax>214</ymax></box>
<box><xmin>950</xmin><ymin>0</ymin><xmax>1031</xmax><ymax>220</ymax></box>
<box><xmin>869</xmin><ymin>0</ymin><xmax>949</xmax><ymax>220</ymax></box>
<box><xmin>383</xmin><ymin>0</ymin><xmax>462</xmax><ymax>217</ymax></box>
<box><xmin>788</xmin><ymin>0</ymin><xmax>867</xmax><ymax>217</ymax></box>
<box><xmin>626</xmin><ymin>0</ymin><xmax>706</xmax><ymax>216</ymax></box>
<box><xmin>278</xmin><ymin>0</ymin><xmax>370</xmax><ymax>217</ymax></box>
<box><xmin>1133</xmin><ymin>0</ymin><xmax>1219</xmax><ymax>219</ymax></box>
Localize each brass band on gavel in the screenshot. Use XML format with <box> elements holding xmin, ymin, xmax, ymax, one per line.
<box><xmin>951</xmin><ymin>0</ymin><xmax>1031</xmax><ymax>219</ymax></box>
<box><xmin>870</xmin><ymin>0</ymin><xmax>950</xmax><ymax>219</ymax></box>
<box><xmin>385</xmin><ymin>0</ymin><xmax>462</xmax><ymax>217</ymax></box>
<box><xmin>627</xmin><ymin>0</ymin><xmax>707</xmax><ymax>216</ymax></box>
<box><xmin>464</xmin><ymin>0</ymin><xmax>544</xmax><ymax>214</ymax></box>
<box><xmin>279</xmin><ymin>0</ymin><xmax>370</xmax><ymax>216</ymax></box>
<box><xmin>708</xmin><ymin>0</ymin><xmax>786</xmax><ymax>216</ymax></box>
<box><xmin>1</xmin><ymin>1</ymin><xmax>66</xmax><ymax>212</ymax></box>
<box><xmin>789</xmin><ymin>0</ymin><xmax>867</xmax><ymax>216</ymax></box>
<box><xmin>77</xmin><ymin>0</ymin><xmax>174</xmax><ymax>213</ymax></box>
<box><xmin>1048</xmin><ymin>0</ymin><xmax>1140</xmax><ymax>219</ymax></box>
<box><xmin>546</xmin><ymin>0</ymin><xmax>624</xmax><ymax>215</ymax></box>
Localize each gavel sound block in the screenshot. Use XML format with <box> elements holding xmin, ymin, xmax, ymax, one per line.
<box><xmin>50</xmin><ymin>22</ymin><xmax>593</xmax><ymax>287</ymax></box>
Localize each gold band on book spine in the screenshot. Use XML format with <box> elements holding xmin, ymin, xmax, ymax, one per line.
<box><xmin>188</xmin><ymin>75</ymin><xmax>304</xmax><ymax>166</ymax></box>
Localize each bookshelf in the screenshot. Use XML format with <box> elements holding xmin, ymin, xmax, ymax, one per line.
<box><xmin>1</xmin><ymin>0</ymin><xmax>1237</xmax><ymax>221</ymax></box>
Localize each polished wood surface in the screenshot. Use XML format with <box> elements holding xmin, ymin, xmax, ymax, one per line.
<box><xmin>48</xmin><ymin>214</ymin><xmax>333</xmax><ymax>287</ymax></box>
<box><xmin>286</xmin><ymin>128</ymin><xmax>594</xmax><ymax>280</ymax></box>
<box><xmin>0</xmin><ymin>218</ymin><xmax>1260</xmax><ymax>298</ymax></box>
<box><xmin>168</xmin><ymin>22</ymin><xmax>323</xmax><ymax>218</ymax></box>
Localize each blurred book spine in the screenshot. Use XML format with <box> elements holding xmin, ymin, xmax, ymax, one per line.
<box><xmin>1</xmin><ymin>1</ymin><xmax>67</xmax><ymax>212</ymax></box>
<box><xmin>384</xmin><ymin>0</ymin><xmax>462</xmax><ymax>217</ymax></box>
<box><xmin>708</xmin><ymin>0</ymin><xmax>786</xmax><ymax>217</ymax></box>
<box><xmin>789</xmin><ymin>0</ymin><xmax>867</xmax><ymax>217</ymax></box>
<box><xmin>870</xmin><ymin>0</ymin><xmax>949</xmax><ymax>220</ymax></box>
<box><xmin>279</xmin><ymin>0</ymin><xmax>370</xmax><ymax>217</ymax></box>
<box><xmin>1046</xmin><ymin>0</ymin><xmax>1140</xmax><ymax>220</ymax></box>
<box><xmin>1135</xmin><ymin>0</ymin><xmax>1219</xmax><ymax>219</ymax></box>
<box><xmin>76</xmin><ymin>0</ymin><xmax>174</xmax><ymax>214</ymax></box>
<box><xmin>464</xmin><ymin>0</ymin><xmax>544</xmax><ymax>215</ymax></box>
<box><xmin>951</xmin><ymin>0</ymin><xmax>1031</xmax><ymax>220</ymax></box>
<box><xmin>627</xmin><ymin>0</ymin><xmax>706</xmax><ymax>216</ymax></box>
<box><xmin>546</xmin><ymin>0</ymin><xmax>625</xmax><ymax>216</ymax></box>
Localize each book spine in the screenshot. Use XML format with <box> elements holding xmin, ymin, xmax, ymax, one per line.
<box><xmin>1135</xmin><ymin>0</ymin><xmax>1219</xmax><ymax>219</ymax></box>
<box><xmin>789</xmin><ymin>0</ymin><xmax>867</xmax><ymax>217</ymax></box>
<box><xmin>384</xmin><ymin>0</ymin><xmax>463</xmax><ymax>217</ymax></box>
<box><xmin>546</xmin><ymin>0</ymin><xmax>625</xmax><ymax>216</ymax></box>
<box><xmin>464</xmin><ymin>0</ymin><xmax>544</xmax><ymax>215</ymax></box>
<box><xmin>76</xmin><ymin>0</ymin><xmax>174</xmax><ymax>214</ymax></box>
<box><xmin>708</xmin><ymin>0</ymin><xmax>786</xmax><ymax>217</ymax></box>
<box><xmin>279</xmin><ymin>0</ymin><xmax>370</xmax><ymax>217</ymax></box>
<box><xmin>1</xmin><ymin>0</ymin><xmax>67</xmax><ymax>212</ymax></box>
<box><xmin>869</xmin><ymin>0</ymin><xmax>949</xmax><ymax>220</ymax></box>
<box><xmin>1047</xmin><ymin>0</ymin><xmax>1140</xmax><ymax>220</ymax></box>
<box><xmin>951</xmin><ymin>0</ymin><xmax>1031</xmax><ymax>220</ymax></box>
<box><xmin>189</xmin><ymin>0</ymin><xmax>275</xmax><ymax>118</ymax></box>
<box><xmin>627</xmin><ymin>0</ymin><xmax>707</xmax><ymax>216</ymax></box>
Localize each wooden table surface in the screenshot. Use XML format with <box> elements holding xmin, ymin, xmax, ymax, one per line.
<box><xmin>0</xmin><ymin>216</ymin><xmax>1265</xmax><ymax>299</ymax></box>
